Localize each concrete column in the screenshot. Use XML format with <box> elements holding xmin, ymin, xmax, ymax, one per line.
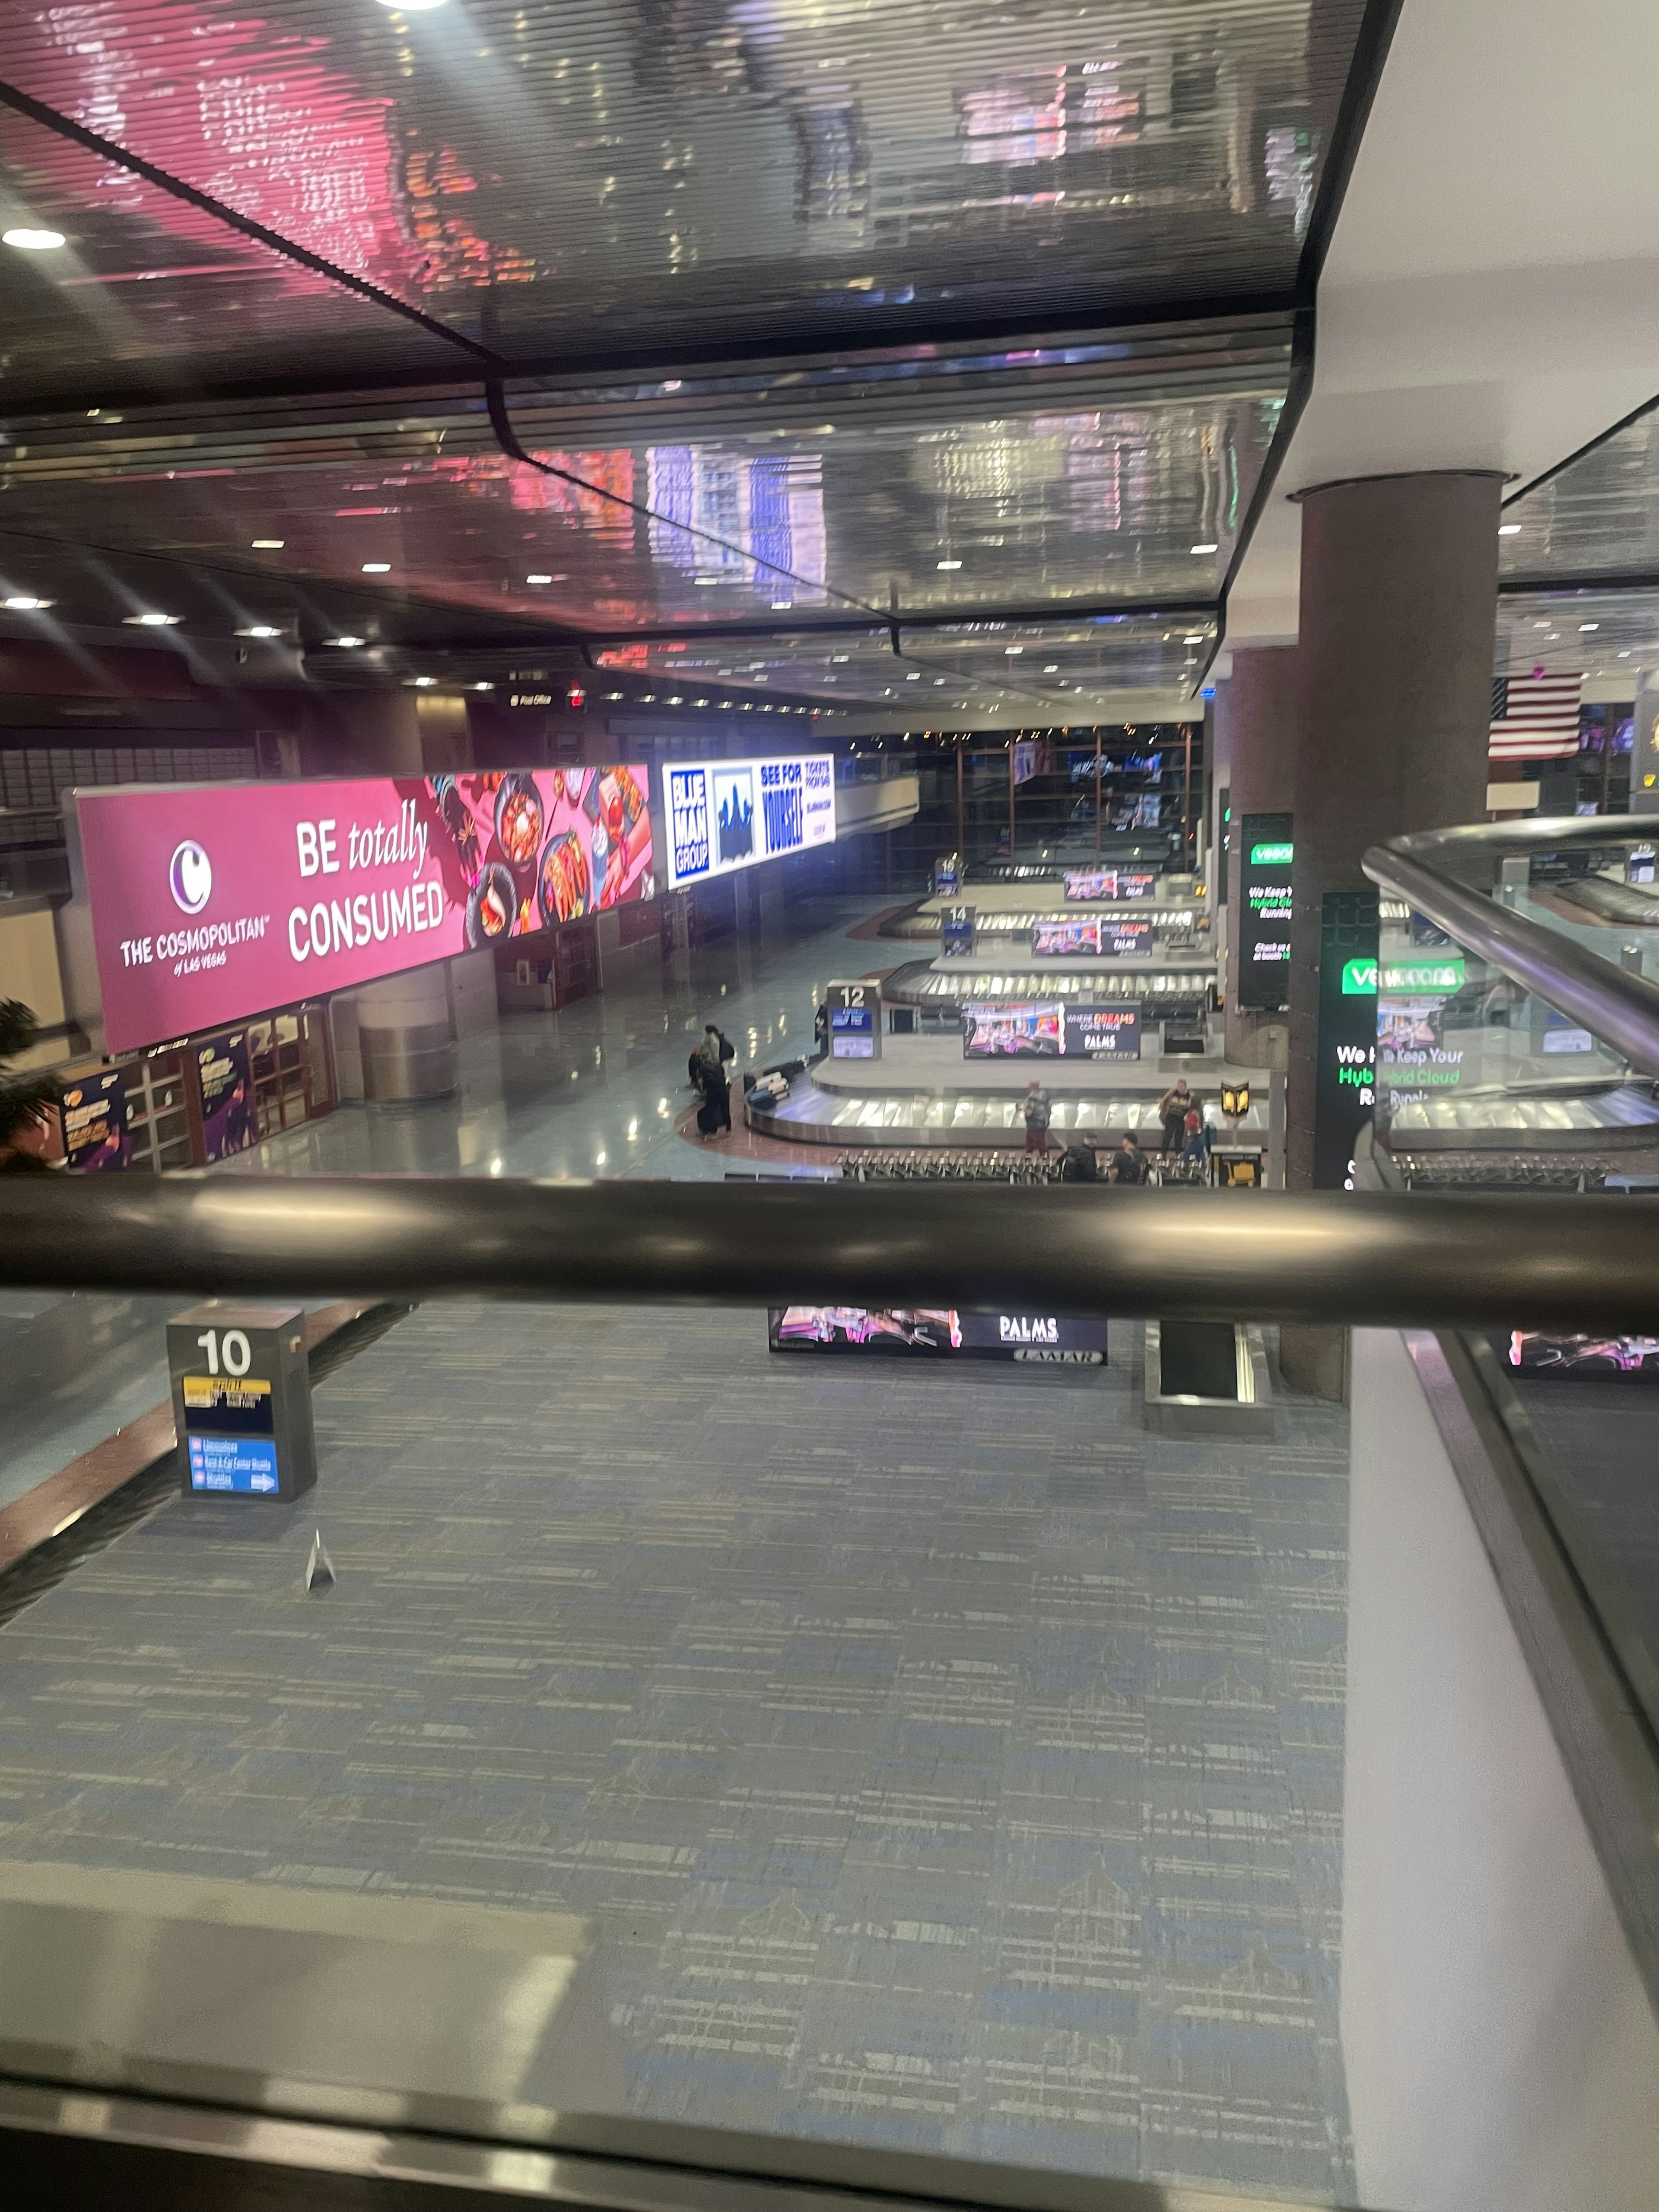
<box><xmin>1216</xmin><ymin>645</ymin><xmax>1299</xmax><ymax>1067</ymax></box>
<box><xmin>1287</xmin><ymin>471</ymin><xmax>1503</xmax><ymax>1190</ymax></box>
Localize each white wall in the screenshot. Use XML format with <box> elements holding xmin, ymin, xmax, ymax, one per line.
<box><xmin>1344</xmin><ymin>1328</ymin><xmax>1659</xmax><ymax>2212</ymax></box>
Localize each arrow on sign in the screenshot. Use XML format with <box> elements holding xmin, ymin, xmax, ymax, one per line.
<box><xmin>250</xmin><ymin>1472</ymin><xmax>277</xmax><ymax>1493</ymax></box>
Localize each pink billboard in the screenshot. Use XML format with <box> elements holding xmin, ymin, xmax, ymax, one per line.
<box><xmin>76</xmin><ymin>766</ymin><xmax>654</xmax><ymax>1055</ymax></box>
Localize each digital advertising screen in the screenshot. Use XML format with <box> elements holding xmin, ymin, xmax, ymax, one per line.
<box><xmin>1065</xmin><ymin>868</ymin><xmax>1157</xmax><ymax>902</ymax></box>
<box><xmin>1510</xmin><ymin>1332</ymin><xmax>1659</xmax><ymax>1379</ymax></box>
<box><xmin>74</xmin><ymin>766</ymin><xmax>654</xmax><ymax>1055</ymax></box>
<box><xmin>769</xmin><ymin>1308</ymin><xmax>1109</xmax><ymax>1363</ymax></box>
<box><xmin>962</xmin><ymin>1003</ymin><xmax>1140</xmax><ymax>1059</ymax></box>
<box><xmin>1313</xmin><ymin>892</ymin><xmax>1378</xmax><ymax>1191</ymax></box>
<box><xmin>1033</xmin><ymin>916</ymin><xmax>1153</xmax><ymax>958</ymax></box>
<box><xmin>59</xmin><ymin>1068</ymin><xmax>130</xmax><ymax>1173</ymax></box>
<box><xmin>196</xmin><ymin>1030</ymin><xmax>255</xmax><ymax>1163</ymax></box>
<box><xmin>666</xmin><ymin>753</ymin><xmax>835</xmax><ymax>887</ymax></box>
<box><xmin>1238</xmin><ymin>811</ymin><xmax>1293</xmax><ymax>1010</ymax></box>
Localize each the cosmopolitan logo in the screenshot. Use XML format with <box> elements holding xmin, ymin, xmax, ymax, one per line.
<box><xmin>169</xmin><ymin>839</ymin><xmax>213</xmax><ymax>914</ymax></box>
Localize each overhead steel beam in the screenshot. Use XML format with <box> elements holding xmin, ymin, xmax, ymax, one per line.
<box><xmin>1</xmin><ymin>1177</ymin><xmax>1654</xmax><ymax>1332</ymax></box>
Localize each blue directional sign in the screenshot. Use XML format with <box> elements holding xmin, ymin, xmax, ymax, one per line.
<box><xmin>187</xmin><ymin>1433</ymin><xmax>281</xmax><ymax>1494</ymax></box>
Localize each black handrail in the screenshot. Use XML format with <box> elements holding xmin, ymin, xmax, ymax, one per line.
<box><xmin>2</xmin><ymin>1175</ymin><xmax>1656</xmax><ymax>1331</ymax></box>
<box><xmin>1364</xmin><ymin>814</ymin><xmax>1659</xmax><ymax>1073</ymax></box>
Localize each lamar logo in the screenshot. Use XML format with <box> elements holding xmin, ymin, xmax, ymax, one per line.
<box><xmin>168</xmin><ymin>840</ymin><xmax>213</xmax><ymax>915</ymax></box>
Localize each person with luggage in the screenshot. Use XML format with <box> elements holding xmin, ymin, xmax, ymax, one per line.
<box><xmin>695</xmin><ymin>1043</ymin><xmax>732</xmax><ymax>1138</ymax></box>
<box><xmin>1158</xmin><ymin>1077</ymin><xmax>1194</xmax><ymax>1155</ymax></box>
<box><xmin>1022</xmin><ymin>1078</ymin><xmax>1053</xmax><ymax>1155</ymax></box>
<box><xmin>1058</xmin><ymin>1134</ymin><xmax>1100</xmax><ymax>1182</ymax></box>
<box><xmin>1179</xmin><ymin>1104</ymin><xmax>1211</xmax><ymax>1174</ymax></box>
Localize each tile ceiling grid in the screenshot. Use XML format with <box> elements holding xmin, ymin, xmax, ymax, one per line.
<box><xmin>0</xmin><ymin>0</ymin><xmax>1371</xmax><ymax>700</ymax></box>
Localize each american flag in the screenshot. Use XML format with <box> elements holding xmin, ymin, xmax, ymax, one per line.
<box><xmin>1490</xmin><ymin>672</ymin><xmax>1583</xmax><ymax>760</ymax></box>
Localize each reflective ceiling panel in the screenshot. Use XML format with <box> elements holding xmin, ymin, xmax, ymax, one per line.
<box><xmin>0</xmin><ymin>334</ymin><xmax>1284</xmax><ymax>635</ymax></box>
<box><xmin>1499</xmin><ymin>405</ymin><xmax>1659</xmax><ymax>588</ymax></box>
<box><xmin>594</xmin><ymin>609</ymin><xmax>1217</xmax><ymax>712</ymax></box>
<box><xmin>0</xmin><ymin>108</ymin><xmax>467</xmax><ymax>400</ymax></box>
<box><xmin>2</xmin><ymin>0</ymin><xmax>1368</xmax><ymax>400</ymax></box>
<box><xmin>1495</xmin><ymin>587</ymin><xmax>1659</xmax><ymax>680</ymax></box>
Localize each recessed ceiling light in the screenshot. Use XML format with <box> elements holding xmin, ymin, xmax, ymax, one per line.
<box><xmin>694</xmin><ymin>697</ymin><xmax>709</xmax><ymax>706</ymax></box>
<box><xmin>694</xmin><ymin>576</ymin><xmax>718</xmax><ymax>587</ymax></box>
<box><xmin>251</xmin><ymin>538</ymin><xmax>285</xmax><ymax>550</ymax></box>
<box><xmin>641</xmin><ymin>693</ymin><xmax>657</xmax><ymax>702</ymax></box>
<box><xmin>906</xmin><ymin>672</ymin><xmax>921</xmax><ymax>680</ymax></box>
<box><xmin>526</xmin><ymin>573</ymin><xmax>553</xmax><ymax>585</ymax></box>
<box><xmin>1042</xmin><ymin>663</ymin><xmax>1059</xmax><ymax>673</ymax></box>
<box><xmin>1190</xmin><ymin>542</ymin><xmax>1218</xmax><ymax>555</ymax></box>
<box><xmin>770</xmin><ymin>600</ymin><xmax>792</xmax><ymax>610</ymax></box>
<box><xmin>1580</xmin><ymin>623</ymin><xmax>1600</xmax><ymax>632</ymax></box>
<box><xmin>3</xmin><ymin>594</ymin><xmax>52</xmax><ymax>611</ymax></box>
<box><xmin>329</xmin><ymin>635</ymin><xmax>366</xmax><ymax>648</ymax></box>
<box><xmin>410</xmin><ymin>675</ymin><xmax>436</xmax><ymax>687</ymax></box>
<box><xmin>376</xmin><ymin>0</ymin><xmax>446</xmax><ymax>10</ymax></box>
<box><xmin>831</xmin><ymin>654</ymin><xmax>850</xmax><ymax>663</ymax></box>
<box><xmin>236</xmin><ymin>625</ymin><xmax>282</xmax><ymax>639</ymax></box>
<box><xmin>1498</xmin><ymin>523</ymin><xmax>1522</xmax><ymax>536</ymax></box>
<box><xmin>937</xmin><ymin>559</ymin><xmax>962</xmax><ymax>570</ymax></box>
<box><xmin>1004</xmin><ymin>646</ymin><xmax>1023</xmax><ymax>655</ymax></box>
<box><xmin>474</xmin><ymin>681</ymin><xmax>494</xmax><ymax>692</ymax></box>
<box><xmin>668</xmin><ymin>695</ymin><xmax>683</xmax><ymax>705</ymax></box>
<box><xmin>1619</xmin><ymin>650</ymin><xmax>1632</xmax><ymax>658</ymax></box>
<box><xmin>605</xmin><ymin>690</ymin><xmax>623</xmax><ymax>700</ymax></box>
<box><xmin>362</xmin><ymin>562</ymin><xmax>391</xmax><ymax>574</ymax></box>
<box><xmin>124</xmin><ymin>611</ymin><xmax>179</xmax><ymax>626</ymax></box>
<box><xmin>3</xmin><ymin>226</ymin><xmax>66</xmax><ymax>251</ymax></box>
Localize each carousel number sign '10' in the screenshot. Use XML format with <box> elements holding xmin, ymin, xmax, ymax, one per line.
<box><xmin>73</xmin><ymin>767</ymin><xmax>654</xmax><ymax>1056</ymax></box>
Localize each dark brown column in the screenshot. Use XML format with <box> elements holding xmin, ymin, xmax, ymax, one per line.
<box><xmin>1287</xmin><ymin>471</ymin><xmax>1503</xmax><ymax>1188</ymax></box>
<box><xmin>1216</xmin><ymin>645</ymin><xmax>1299</xmax><ymax>1067</ymax></box>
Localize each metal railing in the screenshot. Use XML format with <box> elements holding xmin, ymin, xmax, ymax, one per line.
<box><xmin>1364</xmin><ymin>814</ymin><xmax>1659</xmax><ymax>1073</ymax></box>
<box><xmin>3</xmin><ymin>1173</ymin><xmax>1658</xmax><ymax>1332</ymax></box>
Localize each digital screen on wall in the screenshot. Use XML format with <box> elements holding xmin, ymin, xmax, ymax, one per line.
<box><xmin>962</xmin><ymin>1003</ymin><xmax>1140</xmax><ymax>1059</ymax></box>
<box><xmin>768</xmin><ymin>1308</ymin><xmax>1109</xmax><ymax>1363</ymax></box>
<box><xmin>1033</xmin><ymin>916</ymin><xmax>1151</xmax><ymax>957</ymax></box>
<box><xmin>74</xmin><ymin>767</ymin><xmax>654</xmax><ymax>1055</ymax></box>
<box><xmin>1238</xmin><ymin>812</ymin><xmax>1293</xmax><ymax>1009</ymax></box>
<box><xmin>666</xmin><ymin>754</ymin><xmax>835</xmax><ymax>887</ymax></box>
<box><xmin>1510</xmin><ymin>1332</ymin><xmax>1659</xmax><ymax>1379</ymax></box>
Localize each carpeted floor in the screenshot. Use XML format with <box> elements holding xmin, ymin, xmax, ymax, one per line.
<box><xmin>0</xmin><ymin>1300</ymin><xmax>1354</xmax><ymax>2201</ymax></box>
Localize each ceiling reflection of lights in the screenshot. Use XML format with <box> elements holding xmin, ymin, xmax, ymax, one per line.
<box><xmin>376</xmin><ymin>0</ymin><xmax>447</xmax><ymax>9</ymax></box>
<box><xmin>770</xmin><ymin>600</ymin><xmax>792</xmax><ymax>610</ymax></box>
<box><xmin>410</xmin><ymin>675</ymin><xmax>436</xmax><ymax>687</ymax></box>
<box><xmin>526</xmin><ymin>573</ymin><xmax>553</xmax><ymax>585</ymax></box>
<box><xmin>1498</xmin><ymin>524</ymin><xmax>1522</xmax><ymax>536</ymax></box>
<box><xmin>362</xmin><ymin>562</ymin><xmax>391</xmax><ymax>574</ymax></box>
<box><xmin>3</xmin><ymin>594</ymin><xmax>53</xmax><ymax>611</ymax></box>
<box><xmin>1190</xmin><ymin>542</ymin><xmax>1218</xmax><ymax>554</ymax></box>
<box><xmin>329</xmin><ymin>635</ymin><xmax>367</xmax><ymax>647</ymax></box>
<box><xmin>236</xmin><ymin>624</ymin><xmax>281</xmax><ymax>639</ymax></box>
<box><xmin>3</xmin><ymin>227</ymin><xmax>66</xmax><ymax>251</ymax></box>
<box><xmin>124</xmin><ymin>611</ymin><xmax>180</xmax><ymax>626</ymax></box>
<box><xmin>251</xmin><ymin>538</ymin><xmax>285</xmax><ymax>550</ymax></box>
<box><xmin>474</xmin><ymin>681</ymin><xmax>494</xmax><ymax>691</ymax></box>
<box><xmin>937</xmin><ymin>560</ymin><xmax>962</xmax><ymax>570</ymax></box>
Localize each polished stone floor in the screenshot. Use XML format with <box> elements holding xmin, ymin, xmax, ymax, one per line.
<box><xmin>0</xmin><ymin>1300</ymin><xmax>1355</xmax><ymax>2201</ymax></box>
<box><xmin>2</xmin><ymin>898</ymin><xmax>867</xmax><ymax>1509</ymax></box>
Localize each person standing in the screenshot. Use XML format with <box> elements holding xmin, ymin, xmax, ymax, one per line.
<box><xmin>695</xmin><ymin>1051</ymin><xmax>732</xmax><ymax>1139</ymax></box>
<box><xmin>1022</xmin><ymin>1078</ymin><xmax>1053</xmax><ymax>1155</ymax></box>
<box><xmin>1158</xmin><ymin>1077</ymin><xmax>1193</xmax><ymax>1155</ymax></box>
